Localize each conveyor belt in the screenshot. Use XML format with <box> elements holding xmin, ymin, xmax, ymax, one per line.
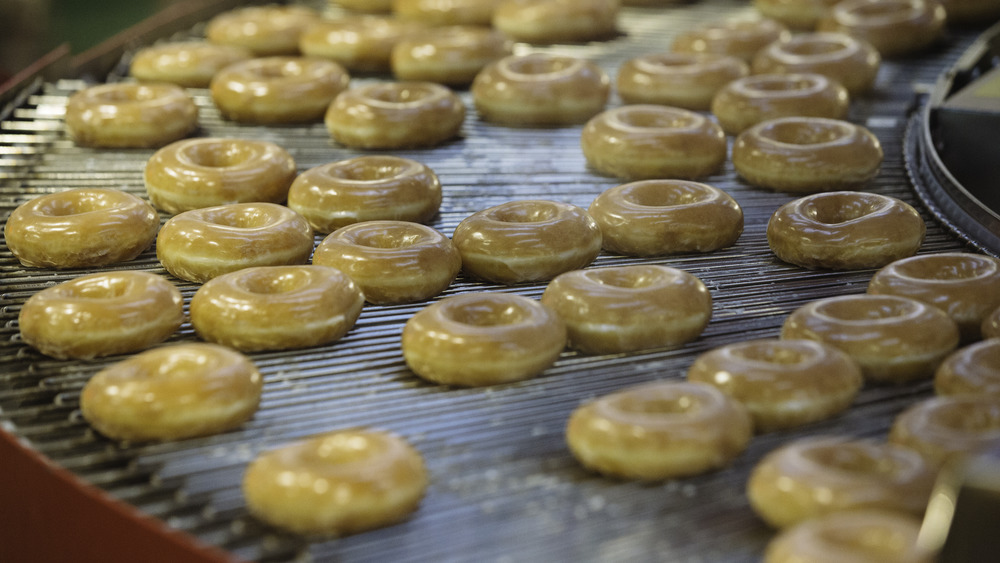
<box><xmin>0</xmin><ymin>1</ymin><xmax>987</xmax><ymax>561</ymax></box>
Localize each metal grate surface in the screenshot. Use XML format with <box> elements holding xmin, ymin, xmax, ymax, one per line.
<box><xmin>0</xmin><ymin>2</ymin><xmax>986</xmax><ymax>561</ymax></box>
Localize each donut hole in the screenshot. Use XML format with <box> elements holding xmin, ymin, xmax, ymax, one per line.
<box><xmin>746</xmin><ymin>75</ymin><xmax>818</xmax><ymax>94</ymax></box>
<box><xmin>624</xmin><ymin>181</ymin><xmax>711</xmax><ymax>208</ymax></box>
<box><xmin>63</xmin><ymin>276</ymin><xmax>133</xmax><ymax>300</ymax></box>
<box><xmin>802</xmin><ymin>195</ymin><xmax>881</xmax><ymax>224</ymax></box>
<box><xmin>640</xmin><ymin>53</ymin><xmax>701</xmax><ymax>71</ymax></box>
<box><xmin>844</xmin><ymin>0</ymin><xmax>917</xmax><ymax>22</ymax></box>
<box><xmin>807</xmin><ymin>444</ymin><xmax>900</xmax><ymax>477</ymax></box>
<box><xmin>37</xmin><ymin>194</ymin><xmax>112</xmax><ymax>216</ymax></box>
<box><xmin>350</xmin><ymin>228</ymin><xmax>424</xmax><ymax>249</ymax></box>
<box><xmin>783</xmin><ymin>38</ymin><xmax>850</xmax><ymax>57</ymax></box>
<box><xmin>895</xmin><ymin>255</ymin><xmax>995</xmax><ymax>282</ymax></box>
<box><xmin>817</xmin><ymin>297</ymin><xmax>915</xmax><ymax>322</ymax></box>
<box><xmin>762</xmin><ymin>120</ymin><xmax>849</xmax><ymax>146</ymax></box>
<box><xmin>491</xmin><ymin>202</ymin><xmax>558</xmax><ymax>224</ymax></box>
<box><xmin>329</xmin><ymin>159</ymin><xmax>409</xmax><ymax>182</ymax></box>
<box><xmin>91</xmin><ymin>85</ymin><xmax>161</xmax><ymax>103</ymax></box>
<box><xmin>184</xmin><ymin>142</ymin><xmax>255</xmax><ymax>168</ymax></box>
<box><xmin>817</xmin><ymin>525</ymin><xmax>914</xmax><ymax>557</ymax></box>
<box><xmin>618</xmin><ymin>107</ymin><xmax>699</xmax><ymax>130</ymax></box>
<box><xmin>506</xmin><ymin>55</ymin><xmax>576</xmax><ymax>76</ymax></box>
<box><xmin>446</xmin><ymin>300</ymin><xmax>527</xmax><ymax>327</ymax></box>
<box><xmin>587</xmin><ymin>267</ymin><xmax>663</xmax><ymax>290</ymax></box>
<box><xmin>367</xmin><ymin>84</ymin><xmax>435</xmax><ymax>104</ymax></box>
<box><xmin>615</xmin><ymin>394</ymin><xmax>697</xmax><ymax>416</ymax></box>
<box><xmin>206</xmin><ymin>207</ymin><xmax>278</xmax><ymax>229</ymax></box>
<box><xmin>239</xmin><ymin>270</ymin><xmax>311</xmax><ymax>295</ymax></box>
<box><xmin>733</xmin><ymin>343</ymin><xmax>810</xmax><ymax>365</ymax></box>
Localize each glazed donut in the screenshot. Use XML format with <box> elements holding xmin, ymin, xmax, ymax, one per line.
<box><xmin>287</xmin><ymin>156</ymin><xmax>441</xmax><ymax>233</ymax></box>
<box><xmin>325</xmin><ymin>82</ymin><xmax>465</xmax><ymax>149</ymax></box>
<box><xmin>581</xmin><ymin>105</ymin><xmax>727</xmax><ymax>180</ymax></box>
<box><xmin>587</xmin><ymin>180</ymin><xmax>743</xmax><ymax>256</ymax></box>
<box><xmin>80</xmin><ymin>343</ymin><xmax>262</xmax><ymax>442</ymax></box>
<box><xmin>867</xmin><ymin>253</ymin><xmax>1000</xmax><ymax>342</ymax></box>
<box><xmin>471</xmin><ymin>53</ymin><xmax>610</xmax><ymax>126</ymax></box>
<box><xmin>541</xmin><ymin>265</ymin><xmax>712</xmax><ymax>354</ymax></box>
<box><xmin>565</xmin><ymin>381</ymin><xmax>753</xmax><ymax>480</ymax></box>
<box><xmin>205</xmin><ymin>4</ymin><xmax>318</xmax><ymax>56</ymax></box>
<box><xmin>64</xmin><ymin>83</ymin><xmax>197</xmax><ymax>149</ymax></box>
<box><xmin>781</xmin><ymin>294</ymin><xmax>960</xmax><ymax>383</ymax></box>
<box><xmin>18</xmin><ymin>271</ymin><xmax>183</xmax><ymax>360</ymax></box>
<box><xmin>732</xmin><ymin>117</ymin><xmax>883</xmax><ymax>192</ymax></box>
<box><xmin>711</xmin><ymin>73</ymin><xmax>849</xmax><ymax>135</ymax></box>
<box><xmin>298</xmin><ymin>16</ymin><xmax>424</xmax><ymax>73</ymax></box>
<box><xmin>889</xmin><ymin>395</ymin><xmax>1000</xmax><ymax>469</ymax></box>
<box><xmin>391</xmin><ymin>26</ymin><xmax>510</xmax><ymax>86</ymax></box>
<box><xmin>313</xmin><ymin>221</ymin><xmax>461</xmax><ymax>304</ymax></box>
<box><xmin>156</xmin><ymin>203</ymin><xmax>314</xmax><ymax>283</ymax></box>
<box><xmin>393</xmin><ymin>0</ymin><xmax>502</xmax><ymax>26</ymax></box>
<box><xmin>401</xmin><ymin>292</ymin><xmax>567</xmax><ymax>386</ymax></box>
<box><xmin>764</xmin><ymin>510</ymin><xmax>930</xmax><ymax>563</ymax></box>
<box><xmin>451</xmin><ymin>200</ymin><xmax>602</xmax><ymax>285</ymax></box>
<box><xmin>129</xmin><ymin>41</ymin><xmax>251</xmax><ymax>88</ymax></box>
<box><xmin>492</xmin><ymin>0</ymin><xmax>619</xmax><ymax>44</ymax></box>
<box><xmin>616</xmin><ymin>53</ymin><xmax>749</xmax><ymax>110</ymax></box>
<box><xmin>751</xmin><ymin>32</ymin><xmax>881</xmax><ymax>96</ymax></box>
<box><xmin>984</xmin><ymin>306</ymin><xmax>1000</xmax><ymax>340</ymax></box>
<box><xmin>753</xmin><ymin>0</ymin><xmax>843</xmax><ymax>30</ymax></box>
<box><xmin>4</xmin><ymin>188</ymin><xmax>158</xmax><ymax>269</ymax></box>
<box><xmin>817</xmin><ymin>0</ymin><xmax>946</xmax><ymax>58</ymax></box>
<box><xmin>243</xmin><ymin>429</ymin><xmax>428</xmax><ymax>536</ymax></box>
<box><xmin>767</xmin><ymin>191</ymin><xmax>925</xmax><ymax>270</ymax></box>
<box><xmin>144</xmin><ymin>138</ymin><xmax>297</xmax><ymax>215</ymax></box>
<box><xmin>210</xmin><ymin>57</ymin><xmax>350</xmax><ymax>124</ymax></box>
<box><xmin>190</xmin><ymin>265</ymin><xmax>363</xmax><ymax>351</ymax></box>
<box><xmin>687</xmin><ymin>339</ymin><xmax>862</xmax><ymax>432</ymax></box>
<box><xmin>746</xmin><ymin>436</ymin><xmax>936</xmax><ymax>529</ymax></box>
<box><xmin>671</xmin><ymin>15</ymin><xmax>790</xmax><ymax>62</ymax></box>
<box><xmin>935</xmin><ymin>339</ymin><xmax>1000</xmax><ymax>397</ymax></box>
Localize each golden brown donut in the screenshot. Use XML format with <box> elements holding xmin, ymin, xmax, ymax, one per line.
<box><xmin>753</xmin><ymin>0</ymin><xmax>843</xmax><ymax>30</ymax></box>
<box><xmin>393</xmin><ymin>0</ymin><xmax>502</xmax><ymax>26</ymax></box>
<box><xmin>471</xmin><ymin>53</ymin><xmax>610</xmax><ymax>126</ymax></box>
<box><xmin>298</xmin><ymin>16</ymin><xmax>424</xmax><ymax>73</ymax></box>
<box><xmin>144</xmin><ymin>138</ymin><xmax>297</xmax><ymax>215</ymax></box>
<box><xmin>205</xmin><ymin>4</ymin><xmax>318</xmax><ymax>56</ymax></box>
<box><xmin>325</xmin><ymin>82</ymin><xmax>465</xmax><ymax>149</ymax></box>
<box><xmin>391</xmin><ymin>26</ymin><xmax>510</xmax><ymax>86</ymax></box>
<box><xmin>18</xmin><ymin>271</ymin><xmax>183</xmax><ymax>360</ymax></box>
<box><xmin>566</xmin><ymin>381</ymin><xmax>753</xmax><ymax>480</ymax></box>
<box><xmin>587</xmin><ymin>180</ymin><xmax>743</xmax><ymax>256</ymax></box>
<box><xmin>711</xmin><ymin>73</ymin><xmax>850</xmax><ymax>135</ymax></box>
<box><xmin>64</xmin><ymin>83</ymin><xmax>197</xmax><ymax>149</ymax></box>
<box><xmin>541</xmin><ymin>265</ymin><xmax>713</xmax><ymax>354</ymax></box>
<box><xmin>671</xmin><ymin>15</ymin><xmax>790</xmax><ymax>62</ymax></box>
<box><xmin>867</xmin><ymin>253</ymin><xmax>1000</xmax><ymax>342</ymax></box>
<box><xmin>210</xmin><ymin>57</ymin><xmax>350</xmax><ymax>124</ymax></box>
<box><xmin>752</xmin><ymin>32</ymin><xmax>881</xmax><ymax>96</ymax></box>
<box><xmin>733</xmin><ymin>117</ymin><xmax>883</xmax><ymax>192</ymax></box>
<box><xmin>616</xmin><ymin>53</ymin><xmax>749</xmax><ymax>110</ymax></box>
<box><xmin>781</xmin><ymin>294</ymin><xmax>960</xmax><ymax>383</ymax></box>
<box><xmin>817</xmin><ymin>0</ymin><xmax>946</xmax><ymax>58</ymax></box>
<box><xmin>80</xmin><ymin>343</ymin><xmax>262</xmax><ymax>442</ymax></box>
<box><xmin>129</xmin><ymin>41</ymin><xmax>251</xmax><ymax>88</ymax></box>
<box><xmin>401</xmin><ymin>292</ymin><xmax>566</xmax><ymax>386</ymax></box>
<box><xmin>764</xmin><ymin>510</ymin><xmax>931</xmax><ymax>563</ymax></box>
<box><xmin>889</xmin><ymin>395</ymin><xmax>1000</xmax><ymax>469</ymax></box>
<box><xmin>287</xmin><ymin>156</ymin><xmax>441</xmax><ymax>233</ymax></box>
<box><xmin>190</xmin><ymin>265</ymin><xmax>364</xmax><ymax>351</ymax></box>
<box><xmin>243</xmin><ymin>429</ymin><xmax>428</xmax><ymax>536</ymax></box>
<box><xmin>492</xmin><ymin>0</ymin><xmax>619</xmax><ymax>44</ymax></box>
<box><xmin>4</xmin><ymin>188</ymin><xmax>158</xmax><ymax>269</ymax></box>
<box><xmin>452</xmin><ymin>200</ymin><xmax>602</xmax><ymax>284</ymax></box>
<box><xmin>767</xmin><ymin>191</ymin><xmax>925</xmax><ymax>270</ymax></box>
<box><xmin>581</xmin><ymin>105</ymin><xmax>727</xmax><ymax>180</ymax></box>
<box><xmin>934</xmin><ymin>339</ymin><xmax>1000</xmax><ymax>397</ymax></box>
<box><xmin>746</xmin><ymin>436</ymin><xmax>936</xmax><ymax>529</ymax></box>
<box><xmin>313</xmin><ymin>221</ymin><xmax>461</xmax><ymax>304</ymax></box>
<box><xmin>687</xmin><ymin>339</ymin><xmax>862</xmax><ymax>432</ymax></box>
<box><xmin>156</xmin><ymin>203</ymin><xmax>315</xmax><ymax>283</ymax></box>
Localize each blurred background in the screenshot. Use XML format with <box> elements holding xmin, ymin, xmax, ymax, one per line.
<box><xmin>0</xmin><ymin>0</ymin><xmax>183</xmax><ymax>84</ymax></box>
